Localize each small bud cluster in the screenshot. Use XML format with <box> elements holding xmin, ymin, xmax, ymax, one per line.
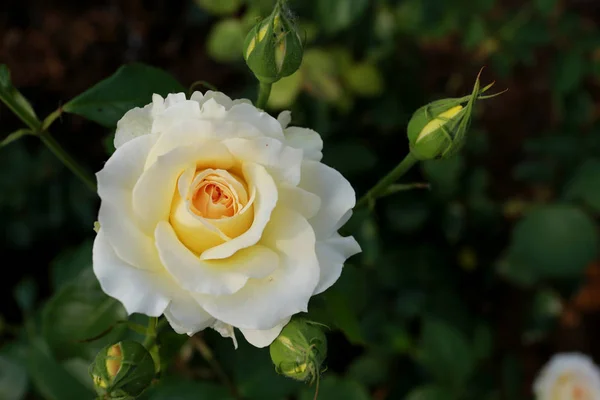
<box><xmin>269</xmin><ymin>318</ymin><xmax>327</xmax><ymax>383</ymax></box>
<box><xmin>407</xmin><ymin>70</ymin><xmax>504</xmax><ymax>160</ymax></box>
<box><xmin>243</xmin><ymin>0</ymin><xmax>303</xmax><ymax>84</ymax></box>
<box><xmin>90</xmin><ymin>340</ymin><xmax>155</xmax><ymax>399</ymax></box>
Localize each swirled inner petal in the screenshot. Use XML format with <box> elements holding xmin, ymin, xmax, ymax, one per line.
<box><xmin>155</xmin><ymin>221</ymin><xmax>279</xmax><ymax>296</ymax></box>
<box><xmin>200</xmin><ymin>163</ymin><xmax>277</xmax><ymax>260</ymax></box>
<box><xmin>195</xmin><ymin>207</ymin><xmax>319</xmax><ymax>330</ymax></box>
<box><xmin>132</xmin><ymin>142</ymin><xmax>236</xmax><ymax>233</ymax></box>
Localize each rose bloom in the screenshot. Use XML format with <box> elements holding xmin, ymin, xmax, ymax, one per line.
<box><xmin>92</xmin><ymin>91</ymin><xmax>360</xmax><ymax>348</ymax></box>
<box><xmin>533</xmin><ymin>353</ymin><xmax>600</xmax><ymax>400</ymax></box>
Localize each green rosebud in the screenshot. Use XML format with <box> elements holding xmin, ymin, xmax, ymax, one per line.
<box><xmin>269</xmin><ymin>318</ymin><xmax>327</xmax><ymax>383</ymax></box>
<box><xmin>407</xmin><ymin>70</ymin><xmax>503</xmax><ymax>160</ymax></box>
<box><xmin>90</xmin><ymin>340</ymin><xmax>155</xmax><ymax>399</ymax></box>
<box><xmin>243</xmin><ymin>0</ymin><xmax>303</xmax><ymax>84</ymax></box>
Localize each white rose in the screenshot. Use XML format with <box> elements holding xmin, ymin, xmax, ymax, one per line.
<box><xmin>92</xmin><ymin>91</ymin><xmax>361</xmax><ymax>348</ymax></box>
<box><xmin>533</xmin><ymin>353</ymin><xmax>600</xmax><ymax>400</ymax></box>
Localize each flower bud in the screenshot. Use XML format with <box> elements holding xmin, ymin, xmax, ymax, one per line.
<box><xmin>269</xmin><ymin>318</ymin><xmax>327</xmax><ymax>383</ymax></box>
<box><xmin>90</xmin><ymin>340</ymin><xmax>155</xmax><ymax>399</ymax></box>
<box><xmin>243</xmin><ymin>1</ymin><xmax>303</xmax><ymax>84</ymax></box>
<box><xmin>407</xmin><ymin>71</ymin><xmax>503</xmax><ymax>160</ymax></box>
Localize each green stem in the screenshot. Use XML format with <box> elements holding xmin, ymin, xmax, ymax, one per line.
<box><xmin>142</xmin><ymin>317</ymin><xmax>165</xmax><ymax>374</ymax></box>
<box><xmin>356</xmin><ymin>152</ymin><xmax>419</xmax><ymax>208</ymax></box>
<box><xmin>255</xmin><ymin>82</ymin><xmax>272</xmax><ymax>110</ymax></box>
<box><xmin>142</xmin><ymin>317</ymin><xmax>158</xmax><ymax>349</ymax></box>
<box><xmin>38</xmin><ymin>132</ymin><xmax>97</xmax><ymax>193</ymax></box>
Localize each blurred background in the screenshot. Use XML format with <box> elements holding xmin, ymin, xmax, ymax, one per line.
<box><xmin>2</xmin><ymin>0</ymin><xmax>600</xmax><ymax>399</ymax></box>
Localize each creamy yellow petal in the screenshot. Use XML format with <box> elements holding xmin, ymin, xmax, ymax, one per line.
<box><xmin>195</xmin><ymin>207</ymin><xmax>319</xmax><ymax>330</ymax></box>
<box><xmin>155</xmin><ymin>221</ymin><xmax>279</xmax><ymax>295</ymax></box>
<box><xmin>200</xmin><ymin>163</ymin><xmax>277</xmax><ymax>260</ymax></box>
<box><xmin>131</xmin><ymin>142</ymin><xmax>235</xmax><ymax>233</ymax></box>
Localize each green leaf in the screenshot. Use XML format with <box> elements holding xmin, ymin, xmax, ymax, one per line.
<box><xmin>564</xmin><ymin>158</ymin><xmax>600</xmax><ymax>212</ymax></box>
<box><xmin>506</xmin><ymin>204</ymin><xmax>599</xmax><ymax>278</ymax></box>
<box><xmin>194</xmin><ymin>0</ymin><xmax>242</xmax><ymax>15</ymax></box>
<box><xmin>299</xmin><ymin>375</ymin><xmax>370</xmax><ymax>400</ymax></box>
<box><xmin>207</xmin><ymin>19</ymin><xmax>245</xmax><ymax>63</ymax></box>
<box><xmin>27</xmin><ymin>339</ymin><xmax>94</xmax><ymax>400</ymax></box>
<box><xmin>50</xmin><ymin>240</ymin><xmax>93</xmax><ymax>290</ymax></box>
<box><xmin>268</xmin><ymin>70</ymin><xmax>303</xmax><ymax>109</ymax></box>
<box><xmin>405</xmin><ymin>385</ymin><xmax>452</xmax><ymax>400</ymax></box>
<box><xmin>63</xmin><ymin>63</ymin><xmax>185</xmax><ymax>127</ymax></box>
<box><xmin>0</xmin><ymin>355</ymin><xmax>28</xmax><ymax>400</ymax></box>
<box><xmin>62</xmin><ymin>358</ymin><xmax>96</xmax><ymax>392</ymax></box>
<box><xmin>1</xmin><ymin>129</ymin><xmax>33</xmax><ymax>148</ymax></box>
<box><xmin>343</xmin><ymin>62</ymin><xmax>384</xmax><ymax>98</ymax></box>
<box><xmin>0</xmin><ymin>65</ymin><xmax>40</xmax><ymax>130</ymax></box>
<box><xmin>42</xmin><ymin>268</ymin><xmax>127</xmax><ymax>360</ymax></box>
<box><xmin>317</xmin><ymin>0</ymin><xmax>369</xmax><ymax>34</ymax></box>
<box><xmin>303</xmin><ymin>49</ymin><xmax>344</xmax><ymax>103</ymax></box>
<box><xmin>418</xmin><ymin>318</ymin><xmax>474</xmax><ymax>388</ymax></box>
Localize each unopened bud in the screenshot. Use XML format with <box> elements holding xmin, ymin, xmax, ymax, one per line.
<box><xmin>243</xmin><ymin>0</ymin><xmax>303</xmax><ymax>84</ymax></box>
<box><xmin>407</xmin><ymin>70</ymin><xmax>504</xmax><ymax>160</ymax></box>
<box><xmin>90</xmin><ymin>340</ymin><xmax>155</xmax><ymax>399</ymax></box>
<box><xmin>269</xmin><ymin>318</ymin><xmax>327</xmax><ymax>383</ymax></box>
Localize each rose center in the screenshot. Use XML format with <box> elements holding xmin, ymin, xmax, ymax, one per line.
<box><xmin>188</xmin><ymin>172</ymin><xmax>246</xmax><ymax>220</ymax></box>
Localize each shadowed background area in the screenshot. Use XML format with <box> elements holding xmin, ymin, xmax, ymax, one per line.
<box><xmin>2</xmin><ymin>0</ymin><xmax>600</xmax><ymax>399</ymax></box>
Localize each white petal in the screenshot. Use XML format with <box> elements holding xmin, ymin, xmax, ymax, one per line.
<box><xmin>278</xmin><ymin>185</ymin><xmax>321</xmax><ymax>219</ymax></box>
<box><xmin>155</xmin><ymin>221</ymin><xmax>279</xmax><ymax>295</ymax></box>
<box><xmin>212</xmin><ymin>321</ymin><xmax>238</xmax><ymax>349</ymax></box>
<box><xmin>226</xmin><ymin>103</ymin><xmax>285</xmax><ymax>140</ymax></box>
<box><xmin>97</xmin><ymin>134</ymin><xmax>156</xmax><ymax>206</ymax></box>
<box><xmin>223</xmin><ymin>137</ymin><xmax>303</xmax><ymax>186</ymax></box>
<box><xmin>113</xmin><ymin>94</ymin><xmax>165</xmax><ymax>148</ymax></box>
<box><xmin>300</xmin><ymin>160</ymin><xmax>356</xmax><ymax>240</ymax></box>
<box><xmin>144</xmin><ymin>119</ymin><xmax>263</xmax><ymax>169</ymax></box>
<box><xmin>240</xmin><ymin>317</ymin><xmax>290</xmax><ymax>348</ymax></box>
<box><xmin>277</xmin><ymin>111</ymin><xmax>292</xmax><ymax>129</ymax></box>
<box><xmin>132</xmin><ymin>142</ymin><xmax>236</xmax><ymax>233</ymax></box>
<box><xmin>97</xmin><ymin>134</ymin><xmax>162</xmax><ymax>271</ymax></box>
<box><xmin>313</xmin><ymin>233</ymin><xmax>361</xmax><ymax>295</ymax></box>
<box><xmin>98</xmin><ymin>201</ymin><xmax>162</xmax><ymax>272</ymax></box>
<box><xmin>164</xmin><ymin>92</ymin><xmax>187</xmax><ymax>108</ymax></box>
<box><xmin>151</xmin><ymin>100</ymin><xmax>202</xmax><ymax>135</ymax></box>
<box><xmin>191</xmin><ymin>90</ymin><xmax>253</xmax><ymax>111</ymax></box>
<box><xmin>200</xmin><ymin>163</ymin><xmax>278</xmax><ymax>260</ymax></box>
<box><xmin>191</xmin><ymin>90</ymin><xmax>231</xmax><ymax>109</ymax></box>
<box><xmin>92</xmin><ymin>230</ymin><xmax>171</xmax><ymax>316</ymax></box>
<box><xmin>196</xmin><ymin>207</ymin><xmax>319</xmax><ymax>330</ymax></box>
<box><xmin>114</xmin><ymin>107</ymin><xmax>152</xmax><ymax>149</ymax></box>
<box><xmin>284</xmin><ymin>127</ymin><xmax>323</xmax><ymax>161</ymax></box>
<box><xmin>534</xmin><ymin>353</ymin><xmax>600</xmax><ymax>399</ymax></box>
<box><xmin>164</xmin><ymin>293</ymin><xmax>215</xmax><ymax>335</ymax></box>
